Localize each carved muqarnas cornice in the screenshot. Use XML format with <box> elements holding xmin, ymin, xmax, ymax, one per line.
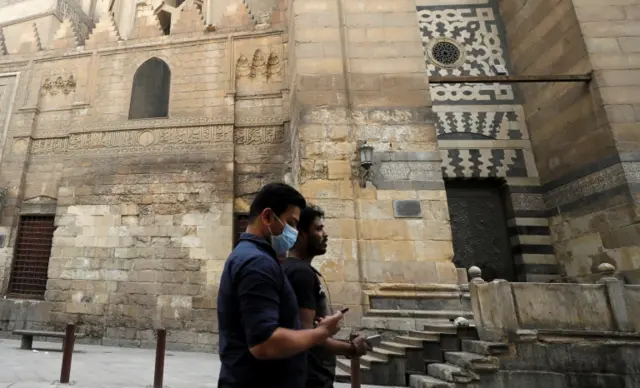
<box><xmin>41</xmin><ymin>75</ymin><xmax>77</xmax><ymax>96</ymax></box>
<box><xmin>235</xmin><ymin>49</ymin><xmax>282</xmax><ymax>86</ymax></box>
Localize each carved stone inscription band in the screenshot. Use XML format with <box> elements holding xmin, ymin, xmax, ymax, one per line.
<box><xmin>13</xmin><ymin>125</ymin><xmax>235</xmax><ymax>156</ymax></box>
<box><xmin>13</xmin><ymin>125</ymin><xmax>285</xmax><ymax>156</ymax></box>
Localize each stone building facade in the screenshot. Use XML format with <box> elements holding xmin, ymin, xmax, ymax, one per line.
<box><xmin>0</xmin><ymin>0</ymin><xmax>638</xmax><ymax>350</ymax></box>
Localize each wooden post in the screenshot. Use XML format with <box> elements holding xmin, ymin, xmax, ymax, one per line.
<box><xmin>153</xmin><ymin>328</ymin><xmax>167</xmax><ymax>388</ymax></box>
<box><xmin>350</xmin><ymin>333</ymin><xmax>361</xmax><ymax>388</ymax></box>
<box><xmin>59</xmin><ymin>323</ymin><xmax>76</xmax><ymax>383</ymax></box>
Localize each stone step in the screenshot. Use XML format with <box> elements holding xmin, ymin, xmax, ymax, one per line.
<box><xmin>423</xmin><ymin>321</ymin><xmax>476</xmax><ymax>334</ymax></box>
<box><xmin>372</xmin><ymin>344</ymin><xmax>407</xmax><ymax>357</ymax></box>
<box><xmin>423</xmin><ymin>324</ymin><xmax>457</xmax><ymax>335</ymax></box>
<box><xmin>427</xmin><ymin>363</ymin><xmax>478</xmax><ymax>384</ymax></box>
<box><xmin>408</xmin><ymin>330</ymin><xmax>442</xmax><ymax>341</ymax></box>
<box><xmin>444</xmin><ymin>351</ymin><xmax>499</xmax><ymax>371</ymax></box>
<box><xmin>361</xmin><ymin>352</ymin><xmax>388</xmax><ymax>367</ymax></box>
<box><xmin>335</xmin><ymin>366</ymin><xmax>351</xmax><ymax>383</ymax></box>
<box><xmin>409</xmin><ymin>374</ymin><xmax>456</xmax><ymax>388</ymax></box>
<box><xmin>379</xmin><ymin>340</ymin><xmax>422</xmax><ymax>353</ymax></box>
<box><xmin>461</xmin><ymin>339</ymin><xmax>509</xmax><ymax>356</ymax></box>
<box><xmin>396</xmin><ymin>335</ymin><xmax>428</xmax><ymax>347</ymax></box>
<box><xmin>336</xmin><ymin>357</ymin><xmax>371</xmax><ymax>373</ymax></box>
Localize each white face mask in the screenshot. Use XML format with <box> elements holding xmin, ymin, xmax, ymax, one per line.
<box><xmin>268</xmin><ymin>214</ymin><xmax>298</xmax><ymax>255</ymax></box>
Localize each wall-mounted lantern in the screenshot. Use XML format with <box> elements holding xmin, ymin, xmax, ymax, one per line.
<box><xmin>358</xmin><ymin>143</ymin><xmax>374</xmax><ymax>188</ymax></box>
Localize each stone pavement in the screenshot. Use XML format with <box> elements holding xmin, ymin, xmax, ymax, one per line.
<box><xmin>0</xmin><ymin>338</ymin><xmax>397</xmax><ymax>388</ymax></box>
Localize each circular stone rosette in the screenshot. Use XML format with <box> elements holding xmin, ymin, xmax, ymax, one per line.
<box><xmin>426</xmin><ymin>38</ymin><xmax>466</xmax><ymax>68</ymax></box>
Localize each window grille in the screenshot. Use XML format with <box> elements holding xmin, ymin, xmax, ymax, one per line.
<box><xmin>8</xmin><ymin>215</ymin><xmax>55</xmax><ymax>299</ymax></box>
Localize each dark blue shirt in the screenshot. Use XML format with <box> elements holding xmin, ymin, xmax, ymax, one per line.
<box><xmin>217</xmin><ymin>233</ymin><xmax>306</xmax><ymax>388</ymax></box>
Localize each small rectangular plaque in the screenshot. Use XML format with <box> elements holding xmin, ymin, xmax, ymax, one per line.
<box><xmin>393</xmin><ymin>200</ymin><xmax>422</xmax><ymax>218</ymax></box>
<box><xmin>0</xmin><ymin>234</ymin><xmax>5</xmax><ymax>248</ymax></box>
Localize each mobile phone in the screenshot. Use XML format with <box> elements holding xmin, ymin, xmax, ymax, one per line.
<box><xmin>340</xmin><ymin>307</ymin><xmax>349</xmax><ymax>314</ymax></box>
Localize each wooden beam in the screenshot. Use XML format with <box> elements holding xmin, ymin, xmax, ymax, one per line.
<box><xmin>428</xmin><ymin>74</ymin><xmax>593</xmax><ymax>84</ymax></box>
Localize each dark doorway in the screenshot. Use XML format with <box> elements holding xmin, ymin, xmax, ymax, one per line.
<box><xmin>445</xmin><ymin>179</ymin><xmax>515</xmax><ymax>282</ymax></box>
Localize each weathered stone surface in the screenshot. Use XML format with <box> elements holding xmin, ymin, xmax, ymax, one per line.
<box><xmin>410</xmin><ymin>374</ymin><xmax>455</xmax><ymax>388</ymax></box>
<box><xmin>427</xmin><ymin>363</ymin><xmax>478</xmax><ymax>383</ymax></box>
<box><xmin>51</xmin><ymin>18</ymin><xmax>79</xmax><ymax>50</ymax></box>
<box><xmin>131</xmin><ymin>2</ymin><xmax>165</xmax><ymax>39</ymax></box>
<box><xmin>512</xmin><ymin>283</ymin><xmax>615</xmax><ymax>331</ymax></box>
<box><xmin>461</xmin><ymin>340</ymin><xmax>509</xmax><ymax>356</ymax></box>
<box><xmin>444</xmin><ymin>351</ymin><xmax>499</xmax><ymax>371</ymax></box>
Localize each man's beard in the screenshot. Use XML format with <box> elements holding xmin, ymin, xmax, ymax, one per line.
<box><xmin>308</xmin><ymin>239</ymin><xmax>327</xmax><ymax>256</ymax></box>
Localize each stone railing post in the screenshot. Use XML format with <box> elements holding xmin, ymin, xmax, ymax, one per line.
<box><xmin>468</xmin><ymin>266</ymin><xmax>485</xmax><ymax>327</ymax></box>
<box><xmin>468</xmin><ymin>266</ymin><xmax>521</xmax><ymax>341</ymax></box>
<box><xmin>597</xmin><ymin>263</ymin><xmax>632</xmax><ymax>332</ymax></box>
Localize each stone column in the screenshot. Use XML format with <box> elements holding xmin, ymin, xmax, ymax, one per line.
<box><xmin>290</xmin><ymin>0</ymin><xmax>454</xmax><ymax>328</ymax></box>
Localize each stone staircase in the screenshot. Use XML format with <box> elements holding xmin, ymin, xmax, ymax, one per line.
<box><xmin>335</xmin><ymin>321</ymin><xmax>509</xmax><ymax>387</ymax></box>
<box><xmin>411</xmin><ymin>339</ymin><xmax>508</xmax><ymax>388</ymax></box>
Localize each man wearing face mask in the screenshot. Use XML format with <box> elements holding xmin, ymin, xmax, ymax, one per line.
<box><xmin>217</xmin><ymin>183</ymin><xmax>345</xmax><ymax>388</ymax></box>
<box><xmin>283</xmin><ymin>205</ymin><xmax>369</xmax><ymax>388</ymax></box>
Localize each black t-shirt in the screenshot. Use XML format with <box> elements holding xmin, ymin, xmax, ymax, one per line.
<box><xmin>282</xmin><ymin>257</ymin><xmax>336</xmax><ymax>388</ymax></box>
<box><xmin>217</xmin><ymin>234</ymin><xmax>306</xmax><ymax>388</ymax></box>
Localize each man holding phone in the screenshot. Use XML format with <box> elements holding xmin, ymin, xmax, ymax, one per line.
<box><xmin>283</xmin><ymin>205</ymin><xmax>369</xmax><ymax>388</ymax></box>
<box><xmin>217</xmin><ymin>184</ymin><xmax>345</xmax><ymax>388</ymax></box>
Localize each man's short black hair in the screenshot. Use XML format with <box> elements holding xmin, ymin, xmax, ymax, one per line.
<box><xmin>248</xmin><ymin>183</ymin><xmax>307</xmax><ymax>220</ymax></box>
<box><xmin>297</xmin><ymin>204</ymin><xmax>325</xmax><ymax>234</ymax></box>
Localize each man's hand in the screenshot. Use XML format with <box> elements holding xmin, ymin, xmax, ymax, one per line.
<box><xmin>351</xmin><ymin>335</ymin><xmax>369</xmax><ymax>357</ymax></box>
<box><xmin>316</xmin><ymin>311</ymin><xmax>344</xmax><ymax>337</ymax></box>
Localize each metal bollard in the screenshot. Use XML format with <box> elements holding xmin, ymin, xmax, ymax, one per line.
<box><xmin>153</xmin><ymin>328</ymin><xmax>167</xmax><ymax>388</ymax></box>
<box><xmin>349</xmin><ymin>333</ymin><xmax>361</xmax><ymax>388</ymax></box>
<box><xmin>60</xmin><ymin>323</ymin><xmax>76</xmax><ymax>384</ymax></box>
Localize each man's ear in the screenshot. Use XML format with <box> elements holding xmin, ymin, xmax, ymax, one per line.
<box><xmin>260</xmin><ymin>208</ymin><xmax>273</xmax><ymax>224</ymax></box>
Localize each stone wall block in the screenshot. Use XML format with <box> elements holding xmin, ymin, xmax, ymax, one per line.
<box><xmin>17</xmin><ymin>22</ymin><xmax>43</xmax><ymax>54</ymax></box>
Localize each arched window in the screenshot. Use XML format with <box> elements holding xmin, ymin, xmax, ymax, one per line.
<box><xmin>129</xmin><ymin>58</ymin><xmax>171</xmax><ymax>119</ymax></box>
